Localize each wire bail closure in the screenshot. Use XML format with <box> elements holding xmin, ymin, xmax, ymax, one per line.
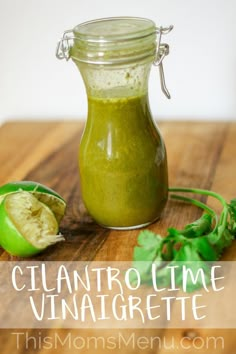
<box><xmin>56</xmin><ymin>24</ymin><xmax>174</xmax><ymax>99</ymax></box>
<box><xmin>154</xmin><ymin>25</ymin><xmax>173</xmax><ymax>99</ymax></box>
<box><xmin>56</xmin><ymin>29</ymin><xmax>74</xmax><ymax>61</ymax></box>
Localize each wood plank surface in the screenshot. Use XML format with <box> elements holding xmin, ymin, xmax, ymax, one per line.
<box><xmin>0</xmin><ymin>121</ymin><xmax>235</xmax><ymax>353</ymax></box>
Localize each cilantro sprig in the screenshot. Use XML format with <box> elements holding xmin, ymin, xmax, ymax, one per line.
<box><xmin>133</xmin><ymin>187</ymin><xmax>235</xmax><ymax>291</ymax></box>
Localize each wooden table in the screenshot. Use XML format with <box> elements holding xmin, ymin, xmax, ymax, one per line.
<box><xmin>0</xmin><ymin>121</ymin><xmax>235</xmax><ymax>353</ymax></box>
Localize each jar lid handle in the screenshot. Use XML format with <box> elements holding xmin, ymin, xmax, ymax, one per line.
<box><xmin>56</xmin><ymin>29</ymin><xmax>74</xmax><ymax>60</ymax></box>
<box><xmin>154</xmin><ymin>25</ymin><xmax>173</xmax><ymax>99</ymax></box>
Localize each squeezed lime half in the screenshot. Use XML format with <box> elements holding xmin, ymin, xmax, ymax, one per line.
<box><xmin>0</xmin><ymin>191</ymin><xmax>65</xmax><ymax>257</ymax></box>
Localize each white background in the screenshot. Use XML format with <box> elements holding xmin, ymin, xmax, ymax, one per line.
<box><xmin>0</xmin><ymin>0</ymin><xmax>236</xmax><ymax>124</ymax></box>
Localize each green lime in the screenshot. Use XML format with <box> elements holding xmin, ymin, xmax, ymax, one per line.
<box><xmin>0</xmin><ymin>181</ymin><xmax>66</xmax><ymax>223</ymax></box>
<box><xmin>0</xmin><ymin>191</ymin><xmax>64</xmax><ymax>257</ymax></box>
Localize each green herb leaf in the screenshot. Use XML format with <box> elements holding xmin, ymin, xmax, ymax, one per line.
<box><xmin>191</xmin><ymin>236</ymin><xmax>218</xmax><ymax>261</ymax></box>
<box><xmin>228</xmin><ymin>199</ymin><xmax>236</xmax><ymax>237</ymax></box>
<box><xmin>137</xmin><ymin>230</ymin><xmax>162</xmax><ymax>249</ymax></box>
<box><xmin>132</xmin><ymin>187</ymin><xmax>235</xmax><ymax>292</ymax></box>
<box><xmin>181</xmin><ymin>214</ymin><xmax>212</xmax><ymax>238</ymax></box>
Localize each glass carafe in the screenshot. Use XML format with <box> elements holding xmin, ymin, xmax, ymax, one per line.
<box><xmin>56</xmin><ymin>17</ymin><xmax>173</xmax><ymax>229</ymax></box>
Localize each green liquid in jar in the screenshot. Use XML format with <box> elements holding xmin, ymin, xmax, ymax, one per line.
<box><xmin>79</xmin><ymin>94</ymin><xmax>168</xmax><ymax>229</ymax></box>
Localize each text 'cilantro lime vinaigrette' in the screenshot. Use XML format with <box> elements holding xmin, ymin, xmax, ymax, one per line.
<box><xmin>56</xmin><ymin>17</ymin><xmax>173</xmax><ymax>229</ymax></box>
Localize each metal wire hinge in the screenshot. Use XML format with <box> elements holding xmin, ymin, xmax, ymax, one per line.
<box><xmin>154</xmin><ymin>25</ymin><xmax>173</xmax><ymax>99</ymax></box>
<box><xmin>56</xmin><ymin>29</ymin><xmax>74</xmax><ymax>60</ymax></box>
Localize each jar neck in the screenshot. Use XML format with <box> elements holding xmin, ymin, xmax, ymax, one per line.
<box><xmin>74</xmin><ymin>60</ymin><xmax>152</xmax><ymax>99</ymax></box>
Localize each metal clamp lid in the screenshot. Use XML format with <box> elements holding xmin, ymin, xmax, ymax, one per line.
<box><xmin>56</xmin><ymin>23</ymin><xmax>173</xmax><ymax>99</ymax></box>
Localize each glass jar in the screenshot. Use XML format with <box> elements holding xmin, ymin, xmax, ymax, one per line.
<box><xmin>56</xmin><ymin>17</ymin><xmax>173</xmax><ymax>229</ymax></box>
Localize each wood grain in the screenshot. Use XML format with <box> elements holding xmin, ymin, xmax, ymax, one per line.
<box><xmin>0</xmin><ymin>121</ymin><xmax>235</xmax><ymax>353</ymax></box>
